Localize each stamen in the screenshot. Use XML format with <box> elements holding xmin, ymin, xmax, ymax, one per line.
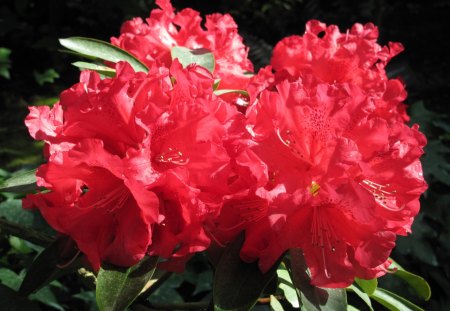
<box><xmin>309</xmin><ymin>181</ymin><xmax>321</xmax><ymax>196</ymax></box>
<box><xmin>310</xmin><ymin>206</ymin><xmax>337</xmax><ymax>279</ymax></box>
<box><xmin>322</xmin><ymin>247</ymin><xmax>331</xmax><ymax>279</ymax></box>
<box><xmin>155</xmin><ymin>147</ymin><xmax>189</xmax><ymax>165</ymax></box>
<box><xmin>276</xmin><ymin>128</ymin><xmax>311</xmax><ymax>165</ymax></box>
<box><xmin>359</xmin><ymin>179</ymin><xmax>405</xmax><ymax>211</ymax></box>
<box><xmin>76</xmin><ymin>185</ymin><xmax>130</xmax><ymax>213</ymax></box>
<box><xmin>217</xmin><ymin>198</ymin><xmax>268</xmax><ymax>232</ymax></box>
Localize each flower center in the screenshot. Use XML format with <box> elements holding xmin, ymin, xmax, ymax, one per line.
<box><xmin>309</xmin><ymin>181</ymin><xmax>321</xmax><ymax>196</ymax></box>
<box><xmin>76</xmin><ymin>184</ymin><xmax>130</xmax><ymax>213</ymax></box>
<box><xmin>155</xmin><ymin>147</ymin><xmax>189</xmax><ymax>165</ymax></box>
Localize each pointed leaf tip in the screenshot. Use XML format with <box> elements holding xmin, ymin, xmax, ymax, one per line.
<box><xmin>96</xmin><ymin>256</ymin><xmax>158</xmax><ymax>311</ymax></box>
<box><xmin>59</xmin><ymin>37</ymin><xmax>148</xmax><ymax>73</ymax></box>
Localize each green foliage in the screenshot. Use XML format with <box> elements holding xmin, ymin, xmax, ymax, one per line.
<box><xmin>277</xmin><ymin>264</ymin><xmax>300</xmax><ymax>308</ymax></box>
<box><xmin>389</xmin><ymin>260</ymin><xmax>431</xmax><ymax>301</ymax></box>
<box><xmin>0</xmin><ymin>169</ymin><xmax>37</xmax><ymax>193</ymax></box>
<box><xmin>19</xmin><ymin>235</ymin><xmax>79</xmax><ymax>296</ymax></box>
<box><xmin>171</xmin><ymin>46</ymin><xmax>215</xmax><ymax>73</ymax></box>
<box><xmin>96</xmin><ymin>256</ymin><xmax>158</xmax><ymax>311</ymax></box>
<box><xmin>0</xmin><ymin>47</ymin><xmax>12</xmax><ymax>79</ymax></box>
<box><xmin>72</xmin><ymin>61</ymin><xmax>116</xmax><ymax>77</ymax></box>
<box><xmin>213</xmin><ymin>234</ymin><xmax>279</xmax><ymax>311</ymax></box>
<box><xmin>0</xmin><ymin>1</ymin><xmax>448</xmax><ymax>310</ymax></box>
<box><xmin>354</xmin><ymin>278</ymin><xmax>377</xmax><ymax>296</ymax></box>
<box><xmin>59</xmin><ymin>37</ymin><xmax>148</xmax><ymax>73</ymax></box>
<box><xmin>371</xmin><ymin>288</ymin><xmax>424</xmax><ymax>311</ymax></box>
<box><xmin>288</xmin><ymin>249</ymin><xmax>347</xmax><ymax>311</ymax></box>
<box><xmin>33</xmin><ymin>68</ymin><xmax>60</xmax><ymax>86</ymax></box>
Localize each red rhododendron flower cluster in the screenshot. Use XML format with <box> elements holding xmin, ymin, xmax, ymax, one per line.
<box><xmin>111</xmin><ymin>0</ymin><xmax>253</xmax><ymax>90</ymax></box>
<box><xmin>216</xmin><ymin>20</ymin><xmax>427</xmax><ymax>287</ymax></box>
<box><xmin>24</xmin><ymin>60</ymin><xmax>258</xmax><ymax>271</ymax></box>
<box><xmin>24</xmin><ymin>1</ymin><xmax>427</xmax><ymax>289</ymax></box>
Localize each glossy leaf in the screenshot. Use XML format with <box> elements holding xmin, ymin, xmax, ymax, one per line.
<box><xmin>72</xmin><ymin>61</ymin><xmax>116</xmax><ymax>77</ymax></box>
<box><xmin>0</xmin><ymin>268</ymin><xmax>22</xmax><ymax>290</ymax></box>
<box><xmin>96</xmin><ymin>256</ymin><xmax>158</xmax><ymax>311</ymax></box>
<box><xmin>30</xmin><ymin>286</ymin><xmax>64</xmax><ymax>311</ymax></box>
<box><xmin>19</xmin><ymin>235</ymin><xmax>80</xmax><ymax>296</ymax></box>
<box><xmin>0</xmin><ymin>169</ymin><xmax>37</xmax><ymax>193</ymax></box>
<box><xmin>277</xmin><ymin>264</ymin><xmax>300</xmax><ymax>308</ymax></box>
<box><xmin>289</xmin><ymin>249</ymin><xmax>347</xmax><ymax>311</ymax></box>
<box><xmin>270</xmin><ymin>295</ymin><xmax>284</xmax><ymax>311</ymax></box>
<box><xmin>213</xmin><ymin>89</ymin><xmax>249</xmax><ymax>97</ymax></box>
<box><xmin>389</xmin><ymin>260</ymin><xmax>431</xmax><ymax>301</ymax></box>
<box><xmin>213</xmin><ymin>234</ymin><xmax>279</xmax><ymax>311</ymax></box>
<box><xmin>370</xmin><ymin>288</ymin><xmax>425</xmax><ymax>311</ymax></box>
<box><xmin>0</xmin><ymin>199</ymin><xmax>54</xmax><ymax>247</ymax></box>
<box><xmin>59</xmin><ymin>37</ymin><xmax>148</xmax><ymax>73</ymax></box>
<box><xmin>9</xmin><ymin>236</ymin><xmax>34</xmax><ymax>254</ymax></box>
<box><xmin>346</xmin><ymin>285</ymin><xmax>374</xmax><ymax>311</ymax></box>
<box><xmin>354</xmin><ymin>278</ymin><xmax>377</xmax><ymax>295</ymax></box>
<box><xmin>171</xmin><ymin>46</ymin><xmax>215</xmax><ymax>73</ymax></box>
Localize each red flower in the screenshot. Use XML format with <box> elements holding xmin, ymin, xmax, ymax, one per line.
<box><xmin>111</xmin><ymin>0</ymin><xmax>253</xmax><ymax>90</ymax></box>
<box><xmin>24</xmin><ymin>60</ymin><xmax>245</xmax><ymax>270</ymax></box>
<box><xmin>237</xmin><ymin>76</ymin><xmax>427</xmax><ymax>287</ymax></box>
<box><xmin>271</xmin><ymin>20</ymin><xmax>409</xmax><ymax>123</ymax></box>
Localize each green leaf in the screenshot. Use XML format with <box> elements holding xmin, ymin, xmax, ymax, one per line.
<box><xmin>72</xmin><ymin>61</ymin><xmax>116</xmax><ymax>77</ymax></box>
<box><xmin>354</xmin><ymin>278</ymin><xmax>377</xmax><ymax>295</ymax></box>
<box><xmin>347</xmin><ymin>305</ymin><xmax>360</xmax><ymax>311</ymax></box>
<box><xmin>277</xmin><ymin>264</ymin><xmax>300</xmax><ymax>308</ymax></box>
<box><xmin>0</xmin><ymin>169</ymin><xmax>37</xmax><ymax>193</ymax></box>
<box><xmin>19</xmin><ymin>235</ymin><xmax>80</xmax><ymax>296</ymax></box>
<box><xmin>171</xmin><ymin>46</ymin><xmax>215</xmax><ymax>73</ymax></box>
<box><xmin>0</xmin><ymin>200</ymin><xmax>35</xmax><ymax>227</ymax></box>
<box><xmin>289</xmin><ymin>249</ymin><xmax>347</xmax><ymax>311</ymax></box>
<box><xmin>59</xmin><ymin>37</ymin><xmax>148</xmax><ymax>73</ymax></box>
<box><xmin>0</xmin><ymin>199</ymin><xmax>54</xmax><ymax>246</ymax></box>
<box><xmin>96</xmin><ymin>256</ymin><xmax>158</xmax><ymax>311</ymax></box>
<box><xmin>0</xmin><ymin>268</ymin><xmax>22</xmax><ymax>290</ymax></box>
<box><xmin>33</xmin><ymin>68</ymin><xmax>59</xmax><ymax>86</ymax></box>
<box><xmin>213</xmin><ymin>89</ymin><xmax>249</xmax><ymax>97</ymax></box>
<box><xmin>9</xmin><ymin>236</ymin><xmax>34</xmax><ymax>254</ymax></box>
<box><xmin>0</xmin><ymin>47</ymin><xmax>12</xmax><ymax>79</ymax></box>
<box><xmin>370</xmin><ymin>288</ymin><xmax>424</xmax><ymax>311</ymax></box>
<box><xmin>30</xmin><ymin>286</ymin><xmax>64</xmax><ymax>311</ymax></box>
<box><xmin>346</xmin><ymin>285</ymin><xmax>373</xmax><ymax>311</ymax></box>
<box><xmin>270</xmin><ymin>295</ymin><xmax>284</xmax><ymax>311</ymax></box>
<box><xmin>213</xmin><ymin>234</ymin><xmax>279</xmax><ymax>311</ymax></box>
<box><xmin>0</xmin><ymin>284</ymin><xmax>42</xmax><ymax>311</ymax></box>
<box><xmin>389</xmin><ymin>260</ymin><xmax>431</xmax><ymax>301</ymax></box>
<box><xmin>213</xmin><ymin>79</ymin><xmax>221</xmax><ymax>90</ymax></box>
<box><xmin>147</xmin><ymin>273</ymin><xmax>184</xmax><ymax>304</ymax></box>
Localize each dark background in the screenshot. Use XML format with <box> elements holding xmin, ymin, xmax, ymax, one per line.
<box><xmin>0</xmin><ymin>0</ymin><xmax>449</xmax><ymax>310</ymax></box>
